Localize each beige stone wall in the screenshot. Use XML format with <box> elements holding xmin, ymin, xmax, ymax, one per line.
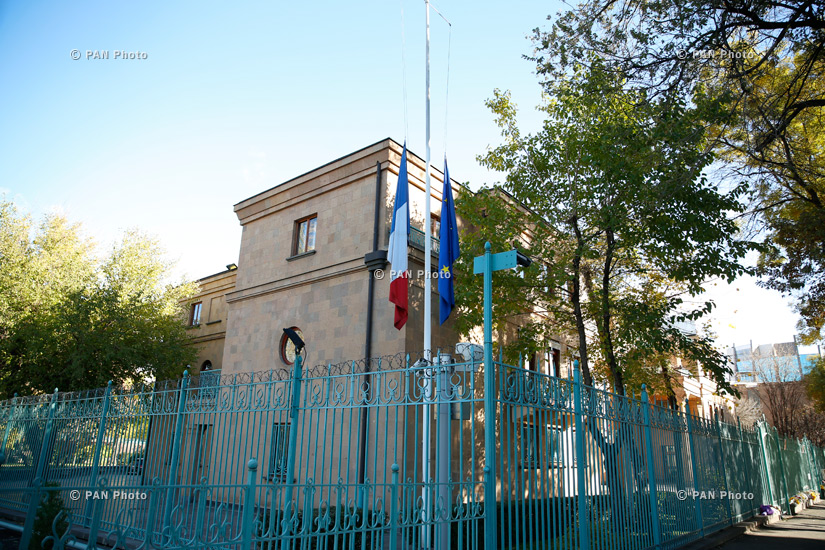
<box><xmin>224</xmin><ymin>139</ymin><xmax>464</xmax><ymax>375</ymax></box>
<box><xmin>183</xmin><ymin>269</ymin><xmax>236</xmax><ymax>373</ymax></box>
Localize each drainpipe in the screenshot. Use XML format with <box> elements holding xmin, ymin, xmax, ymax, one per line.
<box><xmin>358</xmin><ymin>161</ymin><xmax>388</xmax><ymax>488</ymax></box>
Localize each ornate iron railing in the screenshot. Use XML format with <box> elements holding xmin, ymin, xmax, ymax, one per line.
<box><xmin>0</xmin><ymin>353</ymin><xmax>822</xmax><ymax>549</ymax></box>
<box><xmin>409</xmin><ymin>226</ymin><xmax>440</xmax><ymax>256</ymax></box>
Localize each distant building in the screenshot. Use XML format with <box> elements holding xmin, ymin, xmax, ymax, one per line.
<box><xmin>727</xmin><ymin>341</ymin><xmax>820</xmax><ymax>387</ymax></box>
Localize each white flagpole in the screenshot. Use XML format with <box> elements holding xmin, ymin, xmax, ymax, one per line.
<box><xmin>421</xmin><ymin>1</ymin><xmax>433</xmax><ymax>548</ymax></box>
<box><xmin>424</xmin><ymin>0</ymin><xmax>433</xmax><ymax>360</ymax></box>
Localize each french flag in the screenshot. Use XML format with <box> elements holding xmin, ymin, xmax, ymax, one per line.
<box><xmin>387</xmin><ymin>143</ymin><xmax>410</xmax><ymax>330</ymax></box>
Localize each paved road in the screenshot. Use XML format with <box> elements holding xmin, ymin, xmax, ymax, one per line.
<box><xmin>716</xmin><ymin>503</ymin><xmax>825</xmax><ymax>550</ymax></box>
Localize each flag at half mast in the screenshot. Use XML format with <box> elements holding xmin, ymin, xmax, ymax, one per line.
<box><xmin>387</xmin><ymin>143</ymin><xmax>410</xmax><ymax>329</ymax></box>
<box><xmin>438</xmin><ymin>157</ymin><xmax>460</xmax><ymax>324</ymax></box>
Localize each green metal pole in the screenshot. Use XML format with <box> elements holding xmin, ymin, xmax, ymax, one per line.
<box><xmin>804</xmin><ymin>438</ymin><xmax>817</xmax><ymax>491</ymax></box>
<box><xmin>641</xmin><ymin>386</ymin><xmax>661</xmax><ymax>549</ymax></box>
<box><xmin>573</xmin><ymin>364</ymin><xmax>590</xmax><ymax>550</ymax></box>
<box><xmin>482</xmin><ymin>242</ymin><xmax>497</xmax><ymax>550</ymax></box>
<box><xmin>20</xmin><ymin>389</ymin><xmax>59</xmax><ymax>550</ymax></box>
<box><xmin>390</xmin><ymin>463</ymin><xmax>400</xmax><ymax>550</ymax></box>
<box><xmin>163</xmin><ymin>371</ymin><xmax>190</xmax><ymax>536</ymax></box>
<box><xmin>282</xmin><ymin>353</ymin><xmax>304</xmax><ymax>550</ymax></box>
<box><xmin>714</xmin><ymin>410</ymin><xmax>733</xmax><ymax>525</ymax></box>
<box><xmin>87</xmin><ymin>477</ymin><xmax>106</xmax><ymax>547</ymax></box>
<box><xmin>774</xmin><ymin>428</ymin><xmax>790</xmax><ymax>508</ymax></box>
<box><xmin>85</xmin><ymin>381</ymin><xmax>112</xmax><ymax>523</ymax></box>
<box><xmin>242</xmin><ymin>458</ymin><xmax>258</xmax><ymax>550</ymax></box>
<box><xmin>737</xmin><ymin>418</ymin><xmax>756</xmax><ymax>517</ymax></box>
<box><xmin>756</xmin><ymin>420</ymin><xmax>774</xmax><ymax>505</ymax></box>
<box><xmin>684</xmin><ymin>400</ymin><xmax>704</xmax><ymax>538</ymax></box>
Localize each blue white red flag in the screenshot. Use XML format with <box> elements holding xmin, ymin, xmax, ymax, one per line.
<box><xmin>387</xmin><ymin>143</ymin><xmax>410</xmax><ymax>329</ymax></box>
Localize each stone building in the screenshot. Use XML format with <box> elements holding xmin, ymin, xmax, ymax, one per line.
<box><xmin>184</xmin><ymin>137</ymin><xmax>576</xmax><ymax>379</ymax></box>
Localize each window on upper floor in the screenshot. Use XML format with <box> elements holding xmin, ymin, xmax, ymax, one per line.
<box><xmin>293</xmin><ymin>215</ymin><xmax>317</xmax><ymax>256</ymax></box>
<box><xmin>189</xmin><ymin>302</ymin><xmax>202</xmax><ymax>326</ymax></box>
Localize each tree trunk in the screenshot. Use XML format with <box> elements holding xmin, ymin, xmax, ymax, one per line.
<box><xmin>570</xmin><ymin>216</ymin><xmax>593</xmax><ymax>386</ymax></box>
<box><xmin>662</xmin><ymin>363</ymin><xmax>678</xmax><ymax>409</ymax></box>
<box><xmin>601</xmin><ymin>228</ymin><xmax>622</xmax><ymax>394</ymax></box>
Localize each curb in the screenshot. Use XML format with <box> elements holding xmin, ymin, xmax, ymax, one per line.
<box><xmin>678</xmin><ymin>513</ymin><xmax>781</xmax><ymax>550</ymax></box>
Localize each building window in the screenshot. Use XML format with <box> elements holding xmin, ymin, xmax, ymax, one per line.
<box><xmin>431</xmin><ymin>214</ymin><xmax>441</xmax><ymax>237</ymax></box>
<box><xmin>662</xmin><ymin>445</ymin><xmax>677</xmax><ymax>476</ymax></box>
<box><xmin>269</xmin><ymin>423</ymin><xmax>290</xmax><ymax>482</ymax></box>
<box><xmin>189</xmin><ymin>302</ymin><xmax>202</xmax><ymax>326</ymax></box>
<box><xmin>293</xmin><ymin>215</ymin><xmax>317</xmax><ymax>255</ymax></box>
<box><xmin>522</xmin><ymin>424</ymin><xmax>565</xmax><ymax>469</ymax></box>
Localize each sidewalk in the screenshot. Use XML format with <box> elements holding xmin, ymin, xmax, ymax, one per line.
<box><xmin>715</xmin><ymin>504</ymin><xmax>825</xmax><ymax>549</ymax></box>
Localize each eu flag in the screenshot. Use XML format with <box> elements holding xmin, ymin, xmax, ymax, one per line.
<box><xmin>438</xmin><ymin>158</ymin><xmax>460</xmax><ymax>324</ymax></box>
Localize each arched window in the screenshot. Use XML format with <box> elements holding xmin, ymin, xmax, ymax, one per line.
<box><xmin>201</xmin><ymin>360</ymin><xmax>213</xmax><ymax>372</ymax></box>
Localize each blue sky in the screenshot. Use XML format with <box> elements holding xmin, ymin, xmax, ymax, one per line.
<box><xmin>0</xmin><ymin>0</ymin><xmax>813</xmax><ymax>353</ymax></box>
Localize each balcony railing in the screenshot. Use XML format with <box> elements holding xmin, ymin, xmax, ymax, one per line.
<box><xmin>409</xmin><ymin>226</ymin><xmax>440</xmax><ymax>256</ymax></box>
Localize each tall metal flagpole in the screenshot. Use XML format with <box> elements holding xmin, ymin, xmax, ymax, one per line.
<box><xmin>421</xmin><ymin>2</ymin><xmax>433</xmax><ymax>548</ymax></box>
<box><xmin>424</xmin><ymin>1</ymin><xmax>432</xmax><ymax>357</ymax></box>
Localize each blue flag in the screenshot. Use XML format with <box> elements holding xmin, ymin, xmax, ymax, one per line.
<box><xmin>438</xmin><ymin>158</ymin><xmax>460</xmax><ymax>324</ymax></box>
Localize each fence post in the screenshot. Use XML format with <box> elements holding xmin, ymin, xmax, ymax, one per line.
<box><xmin>85</xmin><ymin>381</ymin><xmax>112</xmax><ymax>524</ymax></box>
<box><xmin>804</xmin><ymin>438</ymin><xmax>817</xmax><ymax>490</ymax></box>
<box><xmin>684</xmin><ymin>400</ymin><xmax>704</xmax><ymax>538</ymax></box>
<box><xmin>572</xmin><ymin>365</ymin><xmax>590</xmax><ymax>550</ymax></box>
<box><xmin>713</xmin><ymin>410</ymin><xmax>733</xmax><ymax>525</ymax></box>
<box><xmin>390</xmin><ymin>463</ymin><xmax>400</xmax><ymax>550</ymax></box>
<box><xmin>640</xmin><ymin>386</ymin><xmax>661</xmax><ymax>549</ymax></box>
<box><xmin>774</xmin><ymin>428</ymin><xmax>790</xmax><ymax>508</ymax></box>
<box><xmin>281</xmin><ymin>353</ymin><xmax>304</xmax><ymax>550</ymax></box>
<box><xmin>737</xmin><ymin>418</ymin><xmax>755</xmax><ymax>517</ymax></box>
<box><xmin>87</xmin><ymin>476</ymin><xmax>107</xmax><ymax>547</ymax></box>
<box><xmin>20</xmin><ymin>389</ymin><xmax>59</xmax><ymax>550</ymax></box>
<box><xmin>162</xmin><ymin>371</ymin><xmax>190</xmax><ymax>536</ymax></box>
<box><xmin>242</xmin><ymin>459</ymin><xmax>258</xmax><ymax>550</ymax></box>
<box><xmin>810</xmin><ymin>439</ymin><xmax>822</xmax><ymax>489</ymax></box>
<box><xmin>0</xmin><ymin>393</ymin><xmax>18</xmax><ymax>465</ymax></box>
<box><xmin>756</xmin><ymin>420</ymin><xmax>774</xmax><ymax>505</ymax></box>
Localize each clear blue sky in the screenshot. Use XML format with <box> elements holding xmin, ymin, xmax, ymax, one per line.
<box><xmin>0</xmin><ymin>0</ymin><xmax>811</xmax><ymax>352</ymax></box>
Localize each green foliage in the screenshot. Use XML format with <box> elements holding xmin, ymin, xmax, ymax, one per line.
<box><xmin>465</xmin><ymin>59</ymin><xmax>753</xmax><ymax>395</ymax></box>
<box><xmin>0</xmin><ymin>200</ymin><xmax>198</xmax><ymax>396</ymax></box>
<box><xmin>535</xmin><ymin>0</ymin><xmax>825</xmax><ymax>354</ymax></box>
<box><xmin>806</xmin><ymin>358</ymin><xmax>825</xmax><ymax>413</ymax></box>
<box><xmin>31</xmin><ymin>483</ymin><xmax>68</xmax><ymax>550</ymax></box>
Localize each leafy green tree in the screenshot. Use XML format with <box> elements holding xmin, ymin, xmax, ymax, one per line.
<box><xmin>0</xmin><ymin>200</ymin><xmax>197</xmax><ymax>396</ymax></box>
<box><xmin>705</xmin><ymin>52</ymin><xmax>825</xmax><ymax>342</ymax></box>
<box><xmin>806</xmin><ymin>358</ymin><xmax>825</xmax><ymax>412</ymax></box>
<box><xmin>536</xmin><ymin>0</ymin><xmax>825</xmax><ymax>346</ymax></box>
<box><xmin>466</xmin><ymin>60</ymin><xmax>753</xmax><ymax>396</ymax></box>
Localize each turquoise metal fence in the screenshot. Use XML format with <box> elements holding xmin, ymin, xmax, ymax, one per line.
<box><xmin>0</xmin><ymin>352</ymin><xmax>822</xmax><ymax>550</ymax></box>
